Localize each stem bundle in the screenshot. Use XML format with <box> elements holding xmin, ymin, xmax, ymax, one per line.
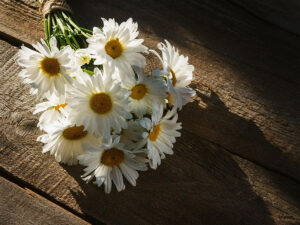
<box><xmin>44</xmin><ymin>11</ymin><xmax>92</xmax><ymax>50</ymax></box>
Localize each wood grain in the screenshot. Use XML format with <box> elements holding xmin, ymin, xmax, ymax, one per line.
<box><xmin>69</xmin><ymin>0</ymin><xmax>300</xmax><ymax>180</ymax></box>
<box><xmin>1</xmin><ymin>0</ymin><xmax>299</xmax><ymax>181</ymax></box>
<box><xmin>0</xmin><ymin>0</ymin><xmax>43</xmax><ymax>45</ymax></box>
<box><xmin>0</xmin><ymin>177</ymin><xmax>89</xmax><ymax>225</ymax></box>
<box><xmin>0</xmin><ymin>0</ymin><xmax>300</xmax><ymax>224</ymax></box>
<box><xmin>230</xmin><ymin>0</ymin><xmax>300</xmax><ymax>35</ymax></box>
<box><xmin>0</xmin><ymin>39</ymin><xmax>299</xmax><ymax>224</ymax></box>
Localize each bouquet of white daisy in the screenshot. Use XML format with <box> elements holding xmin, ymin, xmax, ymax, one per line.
<box><xmin>16</xmin><ymin>0</ymin><xmax>195</xmax><ymax>193</ymax></box>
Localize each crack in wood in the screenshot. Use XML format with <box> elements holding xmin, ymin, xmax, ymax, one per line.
<box><xmin>1</xmin><ymin>0</ymin><xmax>300</xmax><ymax>224</ymax></box>
<box><xmin>0</xmin><ymin>167</ymin><xmax>104</xmax><ymax>225</ymax></box>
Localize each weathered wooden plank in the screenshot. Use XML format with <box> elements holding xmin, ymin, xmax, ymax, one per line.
<box><xmin>0</xmin><ymin>39</ymin><xmax>300</xmax><ymax>224</ymax></box>
<box><xmin>71</xmin><ymin>0</ymin><xmax>300</xmax><ymax>83</ymax></box>
<box><xmin>69</xmin><ymin>0</ymin><xmax>300</xmax><ymax>180</ymax></box>
<box><xmin>1</xmin><ymin>0</ymin><xmax>300</xmax><ymax>224</ymax></box>
<box><xmin>0</xmin><ymin>176</ymin><xmax>89</xmax><ymax>225</ymax></box>
<box><xmin>1</xmin><ymin>0</ymin><xmax>299</xmax><ymax>181</ymax></box>
<box><xmin>0</xmin><ymin>0</ymin><xmax>43</xmax><ymax>45</ymax></box>
<box><xmin>230</xmin><ymin>0</ymin><xmax>300</xmax><ymax>35</ymax></box>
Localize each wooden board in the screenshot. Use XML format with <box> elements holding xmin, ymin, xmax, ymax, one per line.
<box><xmin>230</xmin><ymin>0</ymin><xmax>300</xmax><ymax>35</ymax></box>
<box><xmin>0</xmin><ymin>0</ymin><xmax>43</xmax><ymax>45</ymax></box>
<box><xmin>0</xmin><ymin>177</ymin><xmax>88</xmax><ymax>225</ymax></box>
<box><xmin>0</xmin><ymin>0</ymin><xmax>300</xmax><ymax>224</ymax></box>
<box><xmin>0</xmin><ymin>39</ymin><xmax>300</xmax><ymax>224</ymax></box>
<box><xmin>70</xmin><ymin>0</ymin><xmax>300</xmax><ymax>180</ymax></box>
<box><xmin>1</xmin><ymin>0</ymin><xmax>299</xmax><ymax>181</ymax></box>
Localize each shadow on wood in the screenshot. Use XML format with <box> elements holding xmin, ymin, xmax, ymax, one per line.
<box><xmin>68</xmin><ymin>0</ymin><xmax>300</xmax><ymax>182</ymax></box>
<box><xmin>70</xmin><ymin>0</ymin><xmax>300</xmax><ymax>84</ymax></box>
<box><xmin>63</xmin><ymin>143</ymin><xmax>275</xmax><ymax>225</ymax></box>
<box><xmin>1</xmin><ymin>0</ymin><xmax>300</xmax><ymax>224</ymax></box>
<box><xmin>181</xmin><ymin>89</ymin><xmax>300</xmax><ymax>181</ymax></box>
<box><xmin>59</xmin><ymin>90</ymin><xmax>295</xmax><ymax>225</ymax></box>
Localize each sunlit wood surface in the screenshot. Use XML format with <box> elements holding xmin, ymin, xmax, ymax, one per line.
<box><xmin>0</xmin><ymin>0</ymin><xmax>300</xmax><ymax>224</ymax></box>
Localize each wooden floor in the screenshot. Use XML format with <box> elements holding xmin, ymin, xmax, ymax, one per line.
<box><xmin>0</xmin><ymin>0</ymin><xmax>300</xmax><ymax>224</ymax></box>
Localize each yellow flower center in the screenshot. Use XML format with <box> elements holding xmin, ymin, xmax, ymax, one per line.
<box><xmin>40</xmin><ymin>57</ymin><xmax>60</xmax><ymax>76</ymax></box>
<box><xmin>54</xmin><ymin>103</ymin><xmax>67</xmax><ymax>113</ymax></box>
<box><xmin>62</xmin><ymin>125</ymin><xmax>87</xmax><ymax>140</ymax></box>
<box><xmin>170</xmin><ymin>68</ymin><xmax>177</xmax><ymax>86</ymax></box>
<box><xmin>101</xmin><ymin>148</ymin><xmax>124</xmax><ymax>167</ymax></box>
<box><xmin>80</xmin><ymin>56</ymin><xmax>91</xmax><ymax>65</ymax></box>
<box><xmin>104</xmin><ymin>38</ymin><xmax>124</xmax><ymax>59</ymax></box>
<box><xmin>149</xmin><ymin>124</ymin><xmax>161</xmax><ymax>141</ymax></box>
<box><xmin>90</xmin><ymin>93</ymin><xmax>112</xmax><ymax>114</ymax></box>
<box><xmin>130</xmin><ymin>84</ymin><xmax>148</xmax><ymax>100</ymax></box>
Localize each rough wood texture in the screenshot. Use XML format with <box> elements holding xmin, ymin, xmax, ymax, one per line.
<box><xmin>0</xmin><ymin>0</ymin><xmax>43</xmax><ymax>45</ymax></box>
<box><xmin>0</xmin><ymin>0</ymin><xmax>300</xmax><ymax>224</ymax></box>
<box><xmin>1</xmin><ymin>0</ymin><xmax>299</xmax><ymax>181</ymax></box>
<box><xmin>0</xmin><ymin>39</ymin><xmax>300</xmax><ymax>224</ymax></box>
<box><xmin>230</xmin><ymin>0</ymin><xmax>300</xmax><ymax>35</ymax></box>
<box><xmin>70</xmin><ymin>0</ymin><xmax>300</xmax><ymax>180</ymax></box>
<box><xmin>0</xmin><ymin>177</ymin><xmax>89</xmax><ymax>225</ymax></box>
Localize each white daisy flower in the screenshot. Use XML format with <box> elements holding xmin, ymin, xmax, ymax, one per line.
<box><xmin>123</xmin><ymin>73</ymin><xmax>167</xmax><ymax>118</ymax></box>
<box><xmin>87</xmin><ymin>18</ymin><xmax>148</xmax><ymax>78</ymax></box>
<box><xmin>151</xmin><ymin>40</ymin><xmax>195</xmax><ymax>109</ymax></box>
<box><xmin>69</xmin><ymin>67</ymin><xmax>91</xmax><ymax>85</ymax></box>
<box><xmin>166</xmin><ymin>78</ymin><xmax>177</xmax><ymax>108</ymax></box>
<box><xmin>37</xmin><ymin>118</ymin><xmax>99</xmax><ymax>165</ymax></box>
<box><xmin>33</xmin><ymin>93</ymin><xmax>71</xmax><ymax>130</ymax></box>
<box><xmin>140</xmin><ymin>103</ymin><xmax>182</xmax><ymax>169</ymax></box>
<box><xmin>16</xmin><ymin>37</ymin><xmax>74</xmax><ymax>98</ymax></box>
<box><xmin>78</xmin><ymin>136</ymin><xmax>147</xmax><ymax>193</ymax></box>
<box><xmin>67</xmin><ymin>67</ymin><xmax>132</xmax><ymax>138</ymax></box>
<box><xmin>116</xmin><ymin>120</ymin><xmax>146</xmax><ymax>151</ymax></box>
<box><xmin>74</xmin><ymin>49</ymin><xmax>92</xmax><ymax>66</ymax></box>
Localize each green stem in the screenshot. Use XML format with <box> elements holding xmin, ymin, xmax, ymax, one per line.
<box><xmin>80</xmin><ymin>27</ymin><xmax>93</xmax><ymax>34</ymax></box>
<box><xmin>70</xmin><ymin>33</ymin><xmax>80</xmax><ymax>49</ymax></box>
<box><xmin>57</xmin><ymin>12</ymin><xmax>74</xmax><ymax>33</ymax></box>
<box><xmin>47</xmin><ymin>14</ymin><xmax>51</xmax><ymax>37</ymax></box>
<box><xmin>57</xmin><ymin>12</ymin><xmax>80</xmax><ymax>49</ymax></box>
<box><xmin>79</xmin><ymin>35</ymin><xmax>88</xmax><ymax>48</ymax></box>
<box><xmin>44</xmin><ymin>17</ymin><xmax>49</xmax><ymax>42</ymax></box>
<box><xmin>61</xmin><ymin>11</ymin><xmax>91</xmax><ymax>38</ymax></box>
<box><xmin>51</xmin><ymin>15</ymin><xmax>65</xmax><ymax>48</ymax></box>
<box><xmin>82</xmin><ymin>68</ymin><xmax>94</xmax><ymax>75</ymax></box>
<box><xmin>54</xmin><ymin>13</ymin><xmax>73</xmax><ymax>48</ymax></box>
<box><xmin>44</xmin><ymin>10</ymin><xmax>92</xmax><ymax>50</ymax></box>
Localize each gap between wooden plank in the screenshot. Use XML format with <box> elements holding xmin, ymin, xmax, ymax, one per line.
<box><xmin>69</xmin><ymin>0</ymin><xmax>300</xmax><ymax>181</ymax></box>
<box><xmin>1</xmin><ymin>0</ymin><xmax>300</xmax><ymax>182</ymax></box>
<box><xmin>0</xmin><ymin>176</ymin><xmax>90</xmax><ymax>225</ymax></box>
<box><xmin>1</xmin><ymin>32</ymin><xmax>298</xmax><ymax>185</ymax></box>
<box><xmin>0</xmin><ymin>31</ymin><xmax>31</xmax><ymax>48</ymax></box>
<box><xmin>0</xmin><ymin>167</ymin><xmax>104</xmax><ymax>225</ymax></box>
<box><xmin>1</xmin><ymin>2</ymin><xmax>300</xmax><ymax>223</ymax></box>
<box><xmin>184</xmin><ymin>129</ymin><xmax>300</xmax><ymax>185</ymax></box>
<box><xmin>228</xmin><ymin>0</ymin><xmax>300</xmax><ymax>36</ymax></box>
